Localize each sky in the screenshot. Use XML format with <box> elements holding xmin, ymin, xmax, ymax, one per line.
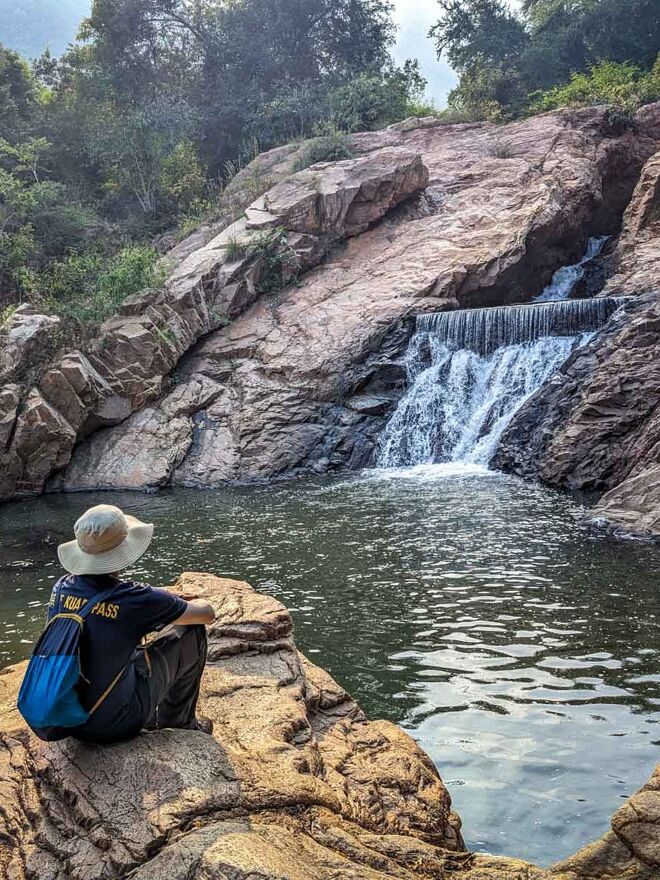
<box><xmin>392</xmin><ymin>0</ymin><xmax>457</xmax><ymax>106</ymax></box>
<box><xmin>392</xmin><ymin>0</ymin><xmax>522</xmax><ymax>105</ymax></box>
<box><xmin>1</xmin><ymin>0</ymin><xmax>522</xmax><ymax>108</ymax></box>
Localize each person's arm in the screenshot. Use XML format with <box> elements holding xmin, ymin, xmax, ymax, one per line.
<box><xmin>131</xmin><ymin>583</ymin><xmax>214</xmax><ymax>638</ymax></box>
<box><xmin>172</xmin><ymin>597</ymin><xmax>215</xmax><ymax>626</ymax></box>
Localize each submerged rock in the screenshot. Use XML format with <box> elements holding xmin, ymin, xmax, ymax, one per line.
<box><xmin>0</xmin><ymin>572</ymin><xmax>657</xmax><ymax>879</ymax></box>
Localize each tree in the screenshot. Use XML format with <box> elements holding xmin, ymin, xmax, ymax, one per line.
<box><xmin>0</xmin><ymin>135</ymin><xmax>93</xmax><ymax>295</ymax></box>
<box><xmin>87</xmin><ymin>97</ymin><xmax>200</xmax><ymax>219</ymax></box>
<box><xmin>431</xmin><ymin>0</ymin><xmax>660</xmax><ymax>119</ymax></box>
<box><xmin>0</xmin><ymin>45</ymin><xmax>38</xmax><ymax>140</ymax></box>
<box><xmin>73</xmin><ymin>0</ymin><xmax>408</xmax><ymax>171</ymax></box>
<box><xmin>430</xmin><ymin>0</ymin><xmax>528</xmax><ymax>75</ymax></box>
<box><xmin>430</xmin><ymin>0</ymin><xmax>530</xmax><ymax>118</ymax></box>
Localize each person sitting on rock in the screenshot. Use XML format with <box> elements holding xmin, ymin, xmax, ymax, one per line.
<box><xmin>46</xmin><ymin>503</ymin><xmax>215</xmax><ymax>743</ymax></box>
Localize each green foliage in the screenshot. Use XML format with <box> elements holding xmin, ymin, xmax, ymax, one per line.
<box><xmin>71</xmin><ymin>0</ymin><xmax>406</xmax><ymax>179</ymax></box>
<box><xmin>490</xmin><ymin>139</ymin><xmax>514</xmax><ymax>158</ymax></box>
<box><xmin>88</xmin><ymin>98</ymin><xmax>200</xmax><ymax>224</ymax></box>
<box><xmin>245</xmin><ymin>227</ymin><xmax>301</xmax><ymax>295</ymax></box>
<box><xmin>0</xmin><ymin>166</ymin><xmax>37</xmax><ymax>288</ymax></box>
<box><xmin>328</xmin><ymin>63</ymin><xmax>427</xmax><ymax>132</ymax></box>
<box><xmin>532</xmin><ymin>59</ymin><xmax>660</xmax><ymax>113</ymax></box>
<box><xmin>38</xmin><ymin>245</ymin><xmax>166</xmax><ymax>330</ymax></box>
<box><xmin>222</xmin><ymin>237</ymin><xmax>248</xmax><ymax>263</ymax></box>
<box><xmin>431</xmin><ymin>0</ymin><xmax>528</xmax><ymax>75</ymax></box>
<box><xmin>432</xmin><ymin>0</ymin><xmax>660</xmax><ymax>120</ymax></box>
<box><xmin>292</xmin><ymin>129</ymin><xmax>354</xmax><ymax>172</ymax></box>
<box><xmin>405</xmin><ymin>99</ymin><xmax>441</xmax><ymax>119</ymax></box>
<box><xmin>0</xmin><ymin>45</ymin><xmax>37</xmax><ymax>138</ymax></box>
<box><xmin>447</xmin><ymin>62</ymin><xmax>526</xmax><ymax>121</ymax></box>
<box><xmin>0</xmin><ymin>136</ymin><xmax>96</xmax><ymax>295</ymax></box>
<box><xmin>159</xmin><ymin>141</ymin><xmax>208</xmax><ymax>218</ymax></box>
<box><xmin>0</xmin><ymin>304</ymin><xmax>17</xmax><ymax>328</ymax></box>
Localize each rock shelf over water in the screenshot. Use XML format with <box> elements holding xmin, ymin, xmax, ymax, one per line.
<box><xmin>1</xmin><ymin>572</ymin><xmax>659</xmax><ymax>879</ymax></box>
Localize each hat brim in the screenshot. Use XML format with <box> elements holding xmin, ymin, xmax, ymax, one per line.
<box><xmin>57</xmin><ymin>516</ymin><xmax>154</xmax><ymax>576</ymax></box>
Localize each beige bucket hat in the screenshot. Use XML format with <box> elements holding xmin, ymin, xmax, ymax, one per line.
<box><xmin>57</xmin><ymin>504</ymin><xmax>154</xmax><ymax>576</ymax></box>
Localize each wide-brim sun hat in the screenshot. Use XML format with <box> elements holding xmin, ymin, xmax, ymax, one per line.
<box><xmin>57</xmin><ymin>504</ymin><xmax>154</xmax><ymax>575</ymax></box>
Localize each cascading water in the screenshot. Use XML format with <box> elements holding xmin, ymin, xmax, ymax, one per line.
<box><xmin>377</xmin><ymin>296</ymin><xmax>623</xmax><ymax>469</ymax></box>
<box><xmin>534</xmin><ymin>236</ymin><xmax>609</xmax><ymax>303</ymax></box>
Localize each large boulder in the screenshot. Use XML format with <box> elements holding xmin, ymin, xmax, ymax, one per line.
<box><xmin>52</xmin><ymin>106</ymin><xmax>660</xmax><ymax>492</ymax></box>
<box><xmin>0</xmin><ymin>147</ymin><xmax>428</xmax><ymax>501</ymax></box>
<box><xmin>1</xmin><ymin>572</ymin><xmax>658</xmax><ymax>880</ymax></box>
<box><xmin>0</xmin><ymin>304</ymin><xmax>60</xmax><ymax>384</ymax></box>
<box><xmin>0</xmin><ymin>573</ymin><xmax>461</xmax><ymax>879</ymax></box>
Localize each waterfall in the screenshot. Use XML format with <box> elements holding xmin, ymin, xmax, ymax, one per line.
<box><xmin>418</xmin><ymin>297</ymin><xmax>622</xmax><ymax>356</ymax></box>
<box><xmin>534</xmin><ymin>236</ymin><xmax>609</xmax><ymax>303</ymax></box>
<box><xmin>377</xmin><ymin>297</ymin><xmax>623</xmax><ymax>469</ymax></box>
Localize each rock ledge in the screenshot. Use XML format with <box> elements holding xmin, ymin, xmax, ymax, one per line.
<box><xmin>1</xmin><ymin>573</ymin><xmax>659</xmax><ymax>879</ymax></box>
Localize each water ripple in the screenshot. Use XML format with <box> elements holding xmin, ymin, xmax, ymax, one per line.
<box><xmin>1</xmin><ymin>468</ymin><xmax>659</xmax><ymax>866</ymax></box>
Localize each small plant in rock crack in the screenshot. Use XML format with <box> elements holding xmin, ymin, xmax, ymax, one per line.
<box><xmin>0</xmin><ymin>305</ymin><xmax>17</xmax><ymax>329</ymax></box>
<box><xmin>155</xmin><ymin>325</ymin><xmax>177</xmax><ymax>348</ymax></box>
<box><xmin>222</xmin><ymin>236</ymin><xmax>248</xmax><ymax>262</ymax></box>
<box><xmin>292</xmin><ymin>128</ymin><xmax>354</xmax><ymax>172</ymax></box>
<box><xmin>490</xmin><ymin>139</ymin><xmax>513</xmax><ymax>159</ymax></box>
<box><xmin>209</xmin><ymin>308</ymin><xmax>231</xmax><ymax>328</ymax></box>
<box><xmin>245</xmin><ymin>227</ymin><xmax>301</xmax><ymax>294</ymax></box>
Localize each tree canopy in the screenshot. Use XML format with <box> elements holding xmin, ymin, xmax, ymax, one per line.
<box><xmin>432</xmin><ymin>0</ymin><xmax>660</xmax><ymax>120</ymax></box>
<box><xmin>0</xmin><ymin>0</ymin><xmax>426</xmax><ymax>321</ymax></box>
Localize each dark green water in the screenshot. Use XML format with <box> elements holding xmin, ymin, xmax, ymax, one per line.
<box><xmin>1</xmin><ymin>463</ymin><xmax>659</xmax><ymax>867</ymax></box>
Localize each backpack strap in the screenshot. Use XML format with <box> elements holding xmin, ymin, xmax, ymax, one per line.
<box><xmin>88</xmin><ymin>665</ymin><xmax>129</xmax><ymax>716</ymax></box>
<box><xmin>77</xmin><ymin>584</ymin><xmax>128</xmax><ymax>717</ymax></box>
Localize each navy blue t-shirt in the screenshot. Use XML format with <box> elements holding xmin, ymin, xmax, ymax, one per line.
<box><xmin>47</xmin><ymin>574</ymin><xmax>187</xmax><ymax>739</ymax></box>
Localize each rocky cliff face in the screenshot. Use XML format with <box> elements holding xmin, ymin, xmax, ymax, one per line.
<box><xmin>1</xmin><ymin>573</ymin><xmax>658</xmax><ymax>880</ymax></box>
<box><xmin>1</xmin><ymin>105</ymin><xmax>659</xmax><ymax>499</ymax></box>
<box><xmin>496</xmin><ymin>146</ymin><xmax>660</xmax><ymax>536</ymax></box>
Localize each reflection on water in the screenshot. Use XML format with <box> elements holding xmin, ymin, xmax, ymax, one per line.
<box><xmin>1</xmin><ymin>465</ymin><xmax>659</xmax><ymax>866</ymax></box>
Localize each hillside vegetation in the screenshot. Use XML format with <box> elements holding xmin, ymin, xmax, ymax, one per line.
<box><xmin>434</xmin><ymin>0</ymin><xmax>660</xmax><ymax>121</ymax></box>
<box><xmin>0</xmin><ymin>0</ymin><xmax>659</xmax><ymax>336</ymax></box>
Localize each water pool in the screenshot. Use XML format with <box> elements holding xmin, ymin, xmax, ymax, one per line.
<box><xmin>1</xmin><ymin>464</ymin><xmax>659</xmax><ymax>866</ymax></box>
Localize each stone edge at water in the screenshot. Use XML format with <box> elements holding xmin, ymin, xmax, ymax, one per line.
<box><xmin>0</xmin><ymin>572</ymin><xmax>658</xmax><ymax>879</ymax></box>
<box><xmin>496</xmin><ymin>144</ymin><xmax>660</xmax><ymax>539</ymax></box>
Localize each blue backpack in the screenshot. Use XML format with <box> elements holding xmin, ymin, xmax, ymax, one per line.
<box><xmin>18</xmin><ymin>583</ymin><xmax>121</xmax><ymax>740</ymax></box>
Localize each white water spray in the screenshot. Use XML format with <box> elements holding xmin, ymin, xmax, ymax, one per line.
<box><xmin>378</xmin><ymin>297</ymin><xmax>622</xmax><ymax>469</ymax></box>
<box><xmin>535</xmin><ymin>236</ymin><xmax>608</xmax><ymax>303</ymax></box>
